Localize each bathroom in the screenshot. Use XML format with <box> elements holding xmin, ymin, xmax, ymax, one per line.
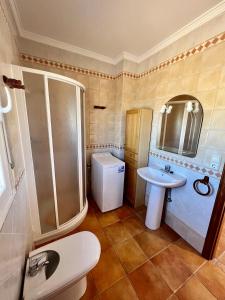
<box><xmin>1</xmin><ymin>0</ymin><xmax>225</xmax><ymax>299</ymax></box>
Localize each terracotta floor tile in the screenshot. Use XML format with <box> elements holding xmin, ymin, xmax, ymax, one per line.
<box><xmin>175</xmin><ymin>276</ymin><xmax>216</xmax><ymax>300</ymax></box>
<box><xmin>129</xmin><ymin>261</ymin><xmax>172</xmax><ymax>299</ymax></box>
<box><xmin>218</xmin><ymin>252</ymin><xmax>225</xmax><ymax>265</ymax></box>
<box><xmin>123</xmin><ymin>216</ymin><xmax>145</xmax><ymax>236</ymax></box>
<box><xmin>104</xmin><ymin>221</ymin><xmax>132</xmax><ymax>244</ymax></box>
<box><xmin>196</xmin><ymin>262</ymin><xmax>225</xmax><ymax>299</ymax></box>
<box><xmin>171</xmin><ymin>239</ymin><xmax>205</xmax><ymax>273</ymax></box>
<box><xmin>81</xmin><ymin>274</ymin><xmax>98</xmax><ymax>300</ymax></box>
<box><xmin>135</xmin><ymin>208</ymin><xmax>146</xmax><ymax>222</ymax></box>
<box><xmin>134</xmin><ymin>230</ymin><xmax>171</xmax><ymax>258</ymax></box>
<box><xmin>116</xmin><ymin>205</ymin><xmax>134</xmax><ymax>220</ymax></box>
<box><xmin>98</xmin><ymin>277</ymin><xmax>138</xmax><ymax>300</ymax></box>
<box><xmin>114</xmin><ymin>238</ymin><xmax>148</xmax><ymax>273</ymax></box>
<box><xmin>154</xmin><ymin>224</ymin><xmax>180</xmax><ymax>242</ymax></box>
<box><xmin>97</xmin><ymin>211</ymin><xmax>120</xmax><ymax>227</ymax></box>
<box><xmin>77</xmin><ymin>209</ymin><xmax>101</xmax><ymax>232</ymax></box>
<box><xmin>168</xmin><ymin>295</ymin><xmax>179</xmax><ymax>300</ymax></box>
<box><xmin>151</xmin><ymin>246</ymin><xmax>192</xmax><ymax>291</ymax></box>
<box><xmin>91</xmin><ymin>247</ymin><xmax>125</xmax><ymax>293</ymax></box>
<box><xmin>89</xmin><ymin>227</ymin><xmax>112</xmax><ymax>251</ymax></box>
<box><xmin>134</xmin><ymin>205</ymin><xmax>146</xmax><ymax>212</ymax></box>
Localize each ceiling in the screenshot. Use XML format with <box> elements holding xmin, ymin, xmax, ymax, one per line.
<box><xmin>10</xmin><ymin>0</ymin><xmax>224</xmax><ymax>63</ymax></box>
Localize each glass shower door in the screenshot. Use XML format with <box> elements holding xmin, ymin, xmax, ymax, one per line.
<box><xmin>48</xmin><ymin>79</ymin><xmax>80</xmax><ymax>225</ymax></box>
<box><xmin>23</xmin><ymin>72</ymin><xmax>57</xmax><ymax>233</ymax></box>
<box><xmin>23</xmin><ymin>71</ymin><xmax>84</xmax><ymax>235</ymax></box>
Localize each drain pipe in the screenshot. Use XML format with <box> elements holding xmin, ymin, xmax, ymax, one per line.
<box><xmin>167</xmin><ymin>188</ymin><xmax>172</xmax><ymax>202</ymax></box>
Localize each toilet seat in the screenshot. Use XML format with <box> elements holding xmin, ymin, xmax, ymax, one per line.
<box><xmin>23</xmin><ymin>231</ymin><xmax>101</xmax><ymax>300</ymax></box>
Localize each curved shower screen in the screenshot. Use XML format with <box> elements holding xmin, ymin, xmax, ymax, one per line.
<box><xmin>48</xmin><ymin>79</ymin><xmax>80</xmax><ymax>225</ymax></box>
<box><xmin>23</xmin><ymin>70</ymin><xmax>86</xmax><ymax>236</ymax></box>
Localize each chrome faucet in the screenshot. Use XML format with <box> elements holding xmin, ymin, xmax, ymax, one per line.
<box><xmin>164</xmin><ymin>165</ymin><xmax>171</xmax><ymax>173</ymax></box>
<box><xmin>28</xmin><ymin>253</ymin><xmax>49</xmax><ymax>277</ymax></box>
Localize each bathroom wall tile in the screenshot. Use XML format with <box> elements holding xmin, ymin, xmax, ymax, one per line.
<box><xmin>219</xmin><ymin>66</ymin><xmax>225</xmax><ymax>88</ymax></box>
<box><xmin>210</xmin><ymin>109</ymin><xmax>225</xmax><ymax>129</ymax></box>
<box><xmin>181</xmin><ymin>74</ymin><xmax>199</xmax><ymax>93</ymax></box>
<box><xmin>0</xmin><ymin>5</ymin><xmax>32</xmax><ymax>300</ymax></box>
<box><xmin>196</xmin><ymin>89</ymin><xmax>217</xmax><ymax>110</ymax></box>
<box><xmin>197</xmin><ymin>67</ymin><xmax>221</xmax><ymax>92</ymax></box>
<box><xmin>183</xmin><ymin>53</ymin><xmax>202</xmax><ymax>76</ymax></box>
<box><xmin>206</xmin><ymin>130</ymin><xmax>225</xmax><ymax>149</ymax></box>
<box><xmin>215</xmin><ymin>88</ymin><xmax>225</xmax><ymax>108</ymax></box>
<box><xmin>89</xmin><ymin>76</ymin><xmax>100</xmax><ymax>90</ymax></box>
<box><xmin>200</xmin><ymin>42</ymin><xmax>225</xmax><ymax>72</ymax></box>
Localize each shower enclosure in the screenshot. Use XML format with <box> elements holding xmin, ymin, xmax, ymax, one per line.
<box><xmin>15</xmin><ymin>66</ymin><xmax>87</xmax><ymax>242</ymax></box>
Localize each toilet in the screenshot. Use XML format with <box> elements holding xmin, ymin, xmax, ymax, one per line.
<box><xmin>23</xmin><ymin>231</ymin><xmax>101</xmax><ymax>300</ymax></box>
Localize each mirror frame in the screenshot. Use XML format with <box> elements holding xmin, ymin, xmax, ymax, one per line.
<box><xmin>157</xmin><ymin>94</ymin><xmax>204</xmax><ymax>157</ymax></box>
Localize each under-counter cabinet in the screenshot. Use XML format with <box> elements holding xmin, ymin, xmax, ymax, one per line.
<box><xmin>124</xmin><ymin>108</ymin><xmax>152</xmax><ymax>207</ymax></box>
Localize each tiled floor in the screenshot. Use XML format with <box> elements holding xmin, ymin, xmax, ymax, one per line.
<box><xmin>51</xmin><ymin>199</ymin><xmax>225</xmax><ymax>299</ymax></box>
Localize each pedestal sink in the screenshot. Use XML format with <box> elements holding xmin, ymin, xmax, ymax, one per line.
<box><xmin>137</xmin><ymin>165</ymin><xmax>186</xmax><ymax>230</ymax></box>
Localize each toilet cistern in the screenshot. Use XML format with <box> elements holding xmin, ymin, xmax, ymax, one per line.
<box><xmin>23</xmin><ymin>231</ymin><xmax>101</xmax><ymax>300</ymax></box>
<box><xmin>28</xmin><ymin>253</ymin><xmax>50</xmax><ymax>277</ymax></box>
<box><xmin>137</xmin><ymin>165</ymin><xmax>186</xmax><ymax>230</ymax></box>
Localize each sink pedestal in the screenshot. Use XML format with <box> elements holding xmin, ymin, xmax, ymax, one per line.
<box><xmin>145</xmin><ymin>185</ymin><xmax>166</xmax><ymax>230</ymax></box>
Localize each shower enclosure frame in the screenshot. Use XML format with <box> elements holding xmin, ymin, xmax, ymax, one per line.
<box><xmin>14</xmin><ymin>65</ymin><xmax>88</xmax><ymax>243</ymax></box>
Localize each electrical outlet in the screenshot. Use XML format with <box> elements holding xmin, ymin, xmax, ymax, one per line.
<box><xmin>210</xmin><ymin>162</ymin><xmax>218</xmax><ymax>170</ymax></box>
<box><xmin>210</xmin><ymin>154</ymin><xmax>221</xmax><ymax>170</ymax></box>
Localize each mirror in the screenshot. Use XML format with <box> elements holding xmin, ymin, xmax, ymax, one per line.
<box><xmin>157</xmin><ymin>95</ymin><xmax>203</xmax><ymax>157</ymax></box>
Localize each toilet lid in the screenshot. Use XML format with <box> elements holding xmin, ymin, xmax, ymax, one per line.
<box><xmin>23</xmin><ymin>231</ymin><xmax>101</xmax><ymax>300</ymax></box>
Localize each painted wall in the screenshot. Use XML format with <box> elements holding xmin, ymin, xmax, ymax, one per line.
<box><xmin>0</xmin><ymin>2</ymin><xmax>32</xmax><ymax>299</ymax></box>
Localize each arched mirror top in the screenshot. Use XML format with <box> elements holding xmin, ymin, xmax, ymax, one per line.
<box><xmin>157</xmin><ymin>94</ymin><xmax>203</xmax><ymax>158</ymax></box>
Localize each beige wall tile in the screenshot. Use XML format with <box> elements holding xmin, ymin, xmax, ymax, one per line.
<box><xmin>215</xmin><ymin>88</ymin><xmax>225</xmax><ymax>108</ymax></box>
<box><xmin>200</xmin><ymin>42</ymin><xmax>225</xmax><ymax>72</ymax></box>
<box><xmin>197</xmin><ymin>67</ymin><xmax>222</xmax><ymax>92</ymax></box>
<box><xmin>206</xmin><ymin>130</ymin><xmax>225</xmax><ymax>150</ymax></box>
<box><xmin>210</xmin><ymin>110</ymin><xmax>225</xmax><ymax>130</ymax></box>
<box><xmin>196</xmin><ymin>89</ymin><xmax>217</xmax><ymax>110</ymax></box>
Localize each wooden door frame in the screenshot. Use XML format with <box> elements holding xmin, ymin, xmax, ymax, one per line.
<box><xmin>202</xmin><ymin>163</ymin><xmax>225</xmax><ymax>259</ymax></box>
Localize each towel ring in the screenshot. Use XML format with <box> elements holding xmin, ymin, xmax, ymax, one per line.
<box><xmin>193</xmin><ymin>176</ymin><xmax>212</xmax><ymax>196</ymax></box>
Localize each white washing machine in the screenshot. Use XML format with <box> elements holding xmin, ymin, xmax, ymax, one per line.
<box><xmin>91</xmin><ymin>152</ymin><xmax>125</xmax><ymax>212</ymax></box>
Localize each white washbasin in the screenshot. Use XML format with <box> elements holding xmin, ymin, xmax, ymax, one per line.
<box><xmin>137</xmin><ymin>165</ymin><xmax>186</xmax><ymax>188</ymax></box>
<box><xmin>137</xmin><ymin>165</ymin><xmax>186</xmax><ymax>230</ymax></box>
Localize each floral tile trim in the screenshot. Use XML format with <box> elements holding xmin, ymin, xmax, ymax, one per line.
<box><xmin>20</xmin><ymin>30</ymin><xmax>225</xmax><ymax>80</ymax></box>
<box><xmin>149</xmin><ymin>150</ymin><xmax>222</xmax><ymax>179</ymax></box>
<box><xmin>86</xmin><ymin>143</ymin><xmax>124</xmax><ymax>150</ymax></box>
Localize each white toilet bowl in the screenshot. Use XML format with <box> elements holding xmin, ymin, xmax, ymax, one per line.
<box><xmin>23</xmin><ymin>231</ymin><xmax>101</xmax><ymax>300</ymax></box>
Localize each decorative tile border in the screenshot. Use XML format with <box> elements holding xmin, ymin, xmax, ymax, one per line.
<box><xmin>86</xmin><ymin>143</ymin><xmax>124</xmax><ymax>150</ymax></box>
<box><xmin>137</xmin><ymin>31</ymin><xmax>225</xmax><ymax>78</ymax></box>
<box><xmin>20</xmin><ymin>53</ymin><xmax>115</xmax><ymax>79</ymax></box>
<box><xmin>85</xmin><ymin>145</ymin><xmax>221</xmax><ymax>179</ymax></box>
<box><xmin>20</xmin><ymin>30</ymin><xmax>225</xmax><ymax>80</ymax></box>
<box><xmin>150</xmin><ymin>150</ymin><xmax>222</xmax><ymax>179</ymax></box>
